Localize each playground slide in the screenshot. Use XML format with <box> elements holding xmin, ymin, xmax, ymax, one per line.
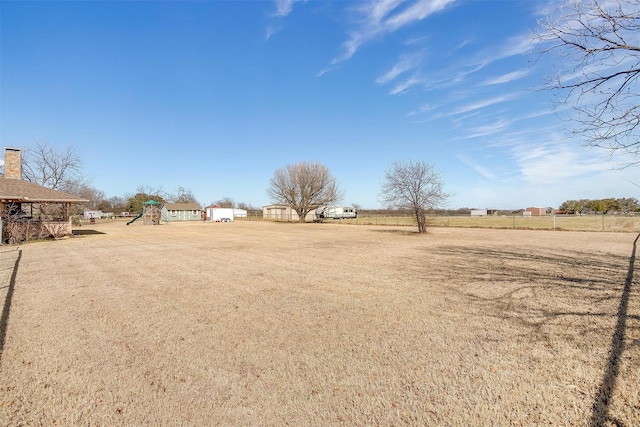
<box><xmin>126</xmin><ymin>212</ymin><xmax>143</xmax><ymax>225</ymax></box>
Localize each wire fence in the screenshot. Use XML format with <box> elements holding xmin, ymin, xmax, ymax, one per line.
<box><xmin>253</xmin><ymin>213</ymin><xmax>640</xmax><ymax>232</ymax></box>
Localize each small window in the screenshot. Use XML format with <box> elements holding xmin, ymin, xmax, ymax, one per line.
<box><xmin>171</xmin><ymin>210</ymin><xmax>177</xmax><ymax>216</ymax></box>
<box><xmin>193</xmin><ymin>210</ymin><xmax>198</xmax><ymax>215</ymax></box>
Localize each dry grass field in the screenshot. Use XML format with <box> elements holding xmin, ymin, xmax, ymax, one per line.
<box><xmin>0</xmin><ymin>220</ymin><xmax>639</xmax><ymax>426</ymax></box>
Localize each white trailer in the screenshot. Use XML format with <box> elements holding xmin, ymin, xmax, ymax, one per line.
<box><xmin>315</xmin><ymin>205</ymin><xmax>357</xmax><ymax>221</ymax></box>
<box><xmin>206</xmin><ymin>207</ymin><xmax>234</xmax><ymax>222</ymax></box>
<box><xmin>83</xmin><ymin>210</ymin><xmax>104</xmax><ymax>220</ymax></box>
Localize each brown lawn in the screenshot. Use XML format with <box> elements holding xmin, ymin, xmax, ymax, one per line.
<box><xmin>0</xmin><ymin>220</ymin><xmax>638</xmax><ymax>426</ymax></box>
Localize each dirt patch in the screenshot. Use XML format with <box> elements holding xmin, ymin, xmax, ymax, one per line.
<box><xmin>0</xmin><ymin>221</ymin><xmax>638</xmax><ymax>426</ymax></box>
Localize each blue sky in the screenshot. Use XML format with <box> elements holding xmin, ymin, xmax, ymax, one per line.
<box><xmin>2</xmin><ymin>0</ymin><xmax>638</xmax><ymax>209</ymax></box>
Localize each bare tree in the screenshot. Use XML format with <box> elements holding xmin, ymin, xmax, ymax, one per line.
<box><xmin>379</xmin><ymin>160</ymin><xmax>450</xmax><ymax>234</ymax></box>
<box><xmin>107</xmin><ymin>196</ymin><xmax>126</xmax><ymax>213</ymax></box>
<box><xmin>266</xmin><ymin>161</ymin><xmax>343</xmax><ymax>222</ymax></box>
<box><xmin>167</xmin><ymin>186</ymin><xmax>199</xmax><ymax>204</ymax></box>
<box><xmin>237</xmin><ymin>201</ymin><xmax>258</xmax><ymax>211</ymax></box>
<box><xmin>213</xmin><ymin>197</ymin><xmax>235</xmax><ymax>208</ymax></box>
<box><xmin>136</xmin><ymin>185</ymin><xmax>164</xmax><ymax>199</ymax></box>
<box><xmin>535</xmin><ymin>0</ymin><xmax>640</xmax><ymax>162</ymax></box>
<box><xmin>22</xmin><ymin>141</ymin><xmax>89</xmax><ymax>192</ymax></box>
<box><xmin>76</xmin><ymin>185</ymin><xmax>106</xmax><ymax>210</ymax></box>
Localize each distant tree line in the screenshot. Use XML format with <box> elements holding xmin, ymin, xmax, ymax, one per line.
<box><xmin>12</xmin><ymin>141</ymin><xmax>262</xmax><ymax>216</ymax></box>
<box><xmin>558</xmin><ymin>198</ymin><xmax>639</xmax><ymax>214</ymax></box>
<box><xmin>91</xmin><ymin>188</ymin><xmax>261</xmax><ymax>216</ymax></box>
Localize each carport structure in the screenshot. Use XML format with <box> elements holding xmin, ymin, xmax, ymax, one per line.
<box><xmin>0</xmin><ymin>147</ymin><xmax>87</xmax><ymax>243</ymax></box>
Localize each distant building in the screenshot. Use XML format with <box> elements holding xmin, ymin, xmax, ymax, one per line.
<box><xmin>525</xmin><ymin>206</ymin><xmax>546</xmax><ymax>216</ymax></box>
<box><xmin>162</xmin><ymin>203</ymin><xmax>202</xmax><ymax>222</ymax></box>
<box><xmin>470</xmin><ymin>209</ymin><xmax>498</xmax><ymax>216</ymax></box>
<box><xmin>233</xmin><ymin>208</ymin><xmax>247</xmax><ymax>218</ymax></box>
<box><xmin>83</xmin><ymin>210</ymin><xmax>104</xmax><ymax>220</ymax></box>
<box><xmin>262</xmin><ymin>204</ymin><xmax>316</xmax><ymax>222</ymax></box>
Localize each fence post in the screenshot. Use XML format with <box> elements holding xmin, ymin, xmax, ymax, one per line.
<box><xmin>602</xmin><ymin>214</ymin><xmax>605</xmax><ymax>231</ymax></box>
<box><xmin>512</xmin><ymin>215</ymin><xmax>515</xmax><ymax>229</ymax></box>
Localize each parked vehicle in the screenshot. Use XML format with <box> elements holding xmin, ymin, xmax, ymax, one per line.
<box><xmin>315</xmin><ymin>205</ymin><xmax>357</xmax><ymax>221</ymax></box>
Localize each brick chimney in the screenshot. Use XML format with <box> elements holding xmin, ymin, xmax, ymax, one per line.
<box><xmin>4</xmin><ymin>147</ymin><xmax>22</xmax><ymax>180</ymax></box>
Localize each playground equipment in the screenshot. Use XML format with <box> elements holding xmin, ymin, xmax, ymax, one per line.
<box><xmin>126</xmin><ymin>200</ymin><xmax>163</xmax><ymax>225</ymax></box>
<box><xmin>126</xmin><ymin>212</ymin><xmax>143</xmax><ymax>225</ymax></box>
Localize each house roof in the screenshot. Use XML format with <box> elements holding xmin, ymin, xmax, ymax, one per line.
<box><xmin>164</xmin><ymin>203</ymin><xmax>202</xmax><ymax>211</ymax></box>
<box><xmin>0</xmin><ymin>176</ymin><xmax>88</xmax><ymax>203</ymax></box>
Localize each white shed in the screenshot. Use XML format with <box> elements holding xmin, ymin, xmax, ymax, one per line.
<box><xmin>470</xmin><ymin>209</ymin><xmax>487</xmax><ymax>217</ymax></box>
<box><xmin>233</xmin><ymin>208</ymin><xmax>247</xmax><ymax>218</ymax></box>
<box><xmin>262</xmin><ymin>204</ymin><xmax>316</xmax><ymax>222</ymax></box>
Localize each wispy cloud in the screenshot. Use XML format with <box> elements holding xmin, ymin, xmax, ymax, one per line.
<box><xmin>481</xmin><ymin>68</ymin><xmax>531</xmax><ymax>86</ymax></box>
<box><xmin>436</xmin><ymin>34</ymin><xmax>534</xmax><ymax>85</ymax></box>
<box><xmin>437</xmin><ymin>93</ymin><xmax>518</xmax><ymax>118</ymax></box>
<box><xmin>332</xmin><ymin>0</ymin><xmax>457</xmax><ymax>64</ymax></box>
<box><xmin>407</xmin><ymin>103</ymin><xmax>436</xmax><ymax>116</ymax></box>
<box><xmin>456</xmin><ymin>153</ymin><xmax>495</xmax><ymax>179</ymax></box>
<box><xmin>385</xmin><ymin>0</ymin><xmax>455</xmax><ymax>31</ymax></box>
<box><xmin>489</xmin><ymin>33</ymin><xmax>536</xmax><ymax>62</ymax></box>
<box><xmin>316</xmin><ymin>67</ymin><xmax>336</xmax><ymax>77</ymax></box>
<box><xmin>404</xmin><ymin>34</ymin><xmax>430</xmax><ymax>45</ymax></box>
<box><xmin>265</xmin><ymin>25</ymin><xmax>282</xmax><ymax>41</ymax></box>
<box><xmin>463</xmin><ymin>118</ymin><xmax>513</xmax><ymax>139</ymax></box>
<box><xmin>267</xmin><ymin>0</ymin><xmax>306</xmax><ymax>40</ymax></box>
<box><xmin>272</xmin><ymin>0</ymin><xmax>303</xmax><ymax>17</ymax></box>
<box><xmin>448</xmin><ymin>38</ymin><xmax>473</xmax><ymax>56</ymax></box>
<box><xmin>376</xmin><ymin>53</ymin><xmax>423</xmax><ymax>85</ymax></box>
<box><xmin>389</xmin><ymin>74</ymin><xmax>427</xmax><ymax>95</ymax></box>
<box><xmin>512</xmin><ymin>141</ymin><xmax>609</xmax><ymax>185</ymax></box>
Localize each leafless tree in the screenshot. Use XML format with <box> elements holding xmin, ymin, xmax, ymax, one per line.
<box><xmin>379</xmin><ymin>160</ymin><xmax>450</xmax><ymax>234</ymax></box>
<box><xmin>136</xmin><ymin>185</ymin><xmax>164</xmax><ymax>199</ymax></box>
<box><xmin>534</xmin><ymin>0</ymin><xmax>640</xmax><ymax>163</ymax></box>
<box><xmin>22</xmin><ymin>141</ymin><xmax>89</xmax><ymax>192</ymax></box>
<box><xmin>107</xmin><ymin>196</ymin><xmax>126</xmax><ymax>212</ymax></box>
<box><xmin>77</xmin><ymin>185</ymin><xmax>106</xmax><ymax>210</ymax></box>
<box><xmin>237</xmin><ymin>201</ymin><xmax>258</xmax><ymax>211</ymax></box>
<box><xmin>167</xmin><ymin>186</ymin><xmax>199</xmax><ymax>204</ymax></box>
<box><xmin>266</xmin><ymin>161</ymin><xmax>343</xmax><ymax>222</ymax></box>
<box><xmin>213</xmin><ymin>197</ymin><xmax>235</xmax><ymax>208</ymax></box>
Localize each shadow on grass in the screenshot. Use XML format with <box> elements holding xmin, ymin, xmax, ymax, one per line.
<box><xmin>0</xmin><ymin>249</ymin><xmax>22</xmax><ymax>362</ymax></box>
<box><xmin>372</xmin><ymin>228</ymin><xmax>421</xmax><ymax>236</ymax></box>
<box><xmin>589</xmin><ymin>232</ymin><xmax>639</xmax><ymax>427</ymax></box>
<box><xmin>73</xmin><ymin>229</ymin><xmax>106</xmax><ymax>236</ymax></box>
<box><xmin>417</xmin><ymin>238</ymin><xmax>638</xmax><ymax>426</ymax></box>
